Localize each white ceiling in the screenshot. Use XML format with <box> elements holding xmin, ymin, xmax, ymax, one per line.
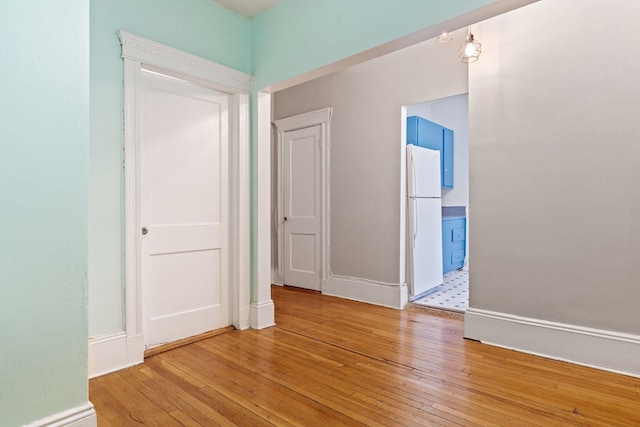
<box><xmin>215</xmin><ymin>0</ymin><xmax>281</xmax><ymax>19</ymax></box>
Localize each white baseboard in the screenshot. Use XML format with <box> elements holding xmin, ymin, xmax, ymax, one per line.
<box><xmin>464</xmin><ymin>308</ymin><xmax>640</xmax><ymax>377</ymax></box>
<box><xmin>25</xmin><ymin>403</ymin><xmax>96</xmax><ymax>427</ymax></box>
<box><xmin>321</xmin><ymin>276</ymin><xmax>408</xmax><ymax>309</ymax></box>
<box><xmin>235</xmin><ymin>304</ymin><xmax>251</xmax><ymax>330</ymax></box>
<box><xmin>88</xmin><ymin>332</ymin><xmax>144</xmax><ymax>379</ymax></box>
<box><xmin>250</xmin><ymin>300</ymin><xmax>276</xmax><ymax>329</ymax></box>
<box><xmin>271</xmin><ymin>268</ymin><xmax>283</xmax><ymax>285</ymax></box>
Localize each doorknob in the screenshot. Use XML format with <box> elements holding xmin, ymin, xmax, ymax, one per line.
<box><xmin>141</xmin><ymin>227</ymin><xmax>149</xmax><ymax>235</ymax></box>
<box><xmin>284</xmin><ymin>217</ymin><xmax>288</xmax><ymax>221</ymax></box>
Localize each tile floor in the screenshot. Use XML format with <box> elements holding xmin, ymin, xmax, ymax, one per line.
<box><xmin>413</xmin><ymin>269</ymin><xmax>468</xmax><ymax>313</ymax></box>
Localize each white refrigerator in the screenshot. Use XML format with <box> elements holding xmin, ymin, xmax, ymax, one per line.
<box><xmin>407</xmin><ymin>144</ymin><xmax>444</xmax><ymax>300</ymax></box>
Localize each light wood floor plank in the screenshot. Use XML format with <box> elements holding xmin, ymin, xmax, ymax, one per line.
<box><xmin>199</xmin><ymin>332</ymin><xmax>437</xmax><ymax>426</ymax></box>
<box><xmin>90</xmin><ymin>285</ymin><xmax>640</xmax><ymax>426</ymax></box>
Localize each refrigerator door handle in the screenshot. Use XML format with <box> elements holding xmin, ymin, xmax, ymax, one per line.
<box><xmin>410</xmin><ymin>150</ymin><xmax>417</xmax><ymax>198</ymax></box>
<box><xmin>409</xmin><ymin>149</ymin><xmax>418</xmax><ymax>247</ymax></box>
<box><xmin>413</xmin><ymin>198</ymin><xmax>418</xmax><ymax>247</ymax></box>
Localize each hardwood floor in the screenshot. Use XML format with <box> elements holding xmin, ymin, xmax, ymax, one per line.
<box><xmin>90</xmin><ymin>285</ymin><xmax>640</xmax><ymax>426</ymax></box>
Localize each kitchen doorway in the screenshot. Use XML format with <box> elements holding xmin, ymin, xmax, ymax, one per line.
<box><xmin>405</xmin><ymin>94</ymin><xmax>470</xmax><ymax>313</ymax></box>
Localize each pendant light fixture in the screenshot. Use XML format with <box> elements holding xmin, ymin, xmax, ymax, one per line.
<box><xmin>459</xmin><ymin>28</ymin><xmax>481</xmax><ymax>63</ymax></box>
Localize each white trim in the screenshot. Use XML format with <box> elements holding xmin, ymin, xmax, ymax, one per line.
<box><xmin>254</xmin><ymin>91</ymin><xmax>275</xmax><ymax>328</ymax></box>
<box><xmin>119</xmin><ymin>30</ymin><xmax>252</xmax><ymax>93</ymax></box>
<box><xmin>114</xmin><ymin>31</ymin><xmax>252</xmax><ymax>368</ymax></box>
<box><xmin>88</xmin><ymin>332</ymin><xmax>144</xmax><ymax>378</ymax></box>
<box><xmin>25</xmin><ymin>403</ymin><xmax>96</xmax><ymax>427</ymax></box>
<box><xmin>399</xmin><ymin>108</ymin><xmax>407</xmax><ymax>288</ymax></box>
<box><xmin>273</xmin><ymin>107</ymin><xmax>332</xmax><ymax>133</ymax></box>
<box><xmin>123</xmin><ymin>56</ymin><xmax>142</xmax><ymax>339</ymax></box>
<box><xmin>274</xmin><ymin>123</ymin><xmax>283</xmax><ymax>280</ymax></box>
<box><xmin>229</xmin><ymin>92</ymin><xmax>252</xmax><ymax>330</ymax></box>
<box><xmin>271</xmin><ymin>268</ymin><xmax>284</xmax><ymax>285</ymax></box>
<box><xmin>465</xmin><ymin>308</ymin><xmax>640</xmax><ymax>378</ymax></box>
<box><xmin>320</xmin><ymin>118</ymin><xmax>330</xmax><ymax>284</ymax></box>
<box><xmin>250</xmin><ymin>300</ymin><xmax>276</xmax><ymax>329</ymax></box>
<box><xmin>322</xmin><ymin>276</ymin><xmax>409</xmax><ymax>309</ymax></box>
<box><xmin>273</xmin><ymin>108</ymin><xmax>332</xmax><ymax>287</ymax></box>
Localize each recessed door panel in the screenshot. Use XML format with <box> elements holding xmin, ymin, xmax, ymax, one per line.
<box><xmin>289</xmin><ymin>233</ymin><xmax>316</xmax><ymax>273</ymax></box>
<box><xmin>290</xmin><ymin>137</ymin><xmax>317</xmax><ymax>218</ymax></box>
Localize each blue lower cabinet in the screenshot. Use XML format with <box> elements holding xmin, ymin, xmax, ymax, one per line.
<box><xmin>442</xmin><ymin>217</ymin><xmax>466</xmax><ymax>274</ymax></box>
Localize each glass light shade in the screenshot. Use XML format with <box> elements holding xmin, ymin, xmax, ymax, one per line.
<box><xmin>436</xmin><ymin>32</ymin><xmax>452</xmax><ymax>43</ymax></box>
<box><xmin>459</xmin><ymin>33</ymin><xmax>481</xmax><ymax>63</ymax></box>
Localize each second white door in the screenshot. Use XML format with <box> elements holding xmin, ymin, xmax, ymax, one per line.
<box><xmin>140</xmin><ymin>68</ymin><xmax>230</xmax><ymax>349</ymax></box>
<box><xmin>283</xmin><ymin>125</ymin><xmax>322</xmax><ymax>290</ymax></box>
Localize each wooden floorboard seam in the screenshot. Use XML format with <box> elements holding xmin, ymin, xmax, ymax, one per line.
<box><xmin>90</xmin><ymin>285</ymin><xmax>640</xmax><ymax>427</ymax></box>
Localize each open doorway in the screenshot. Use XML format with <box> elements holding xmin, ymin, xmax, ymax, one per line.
<box><xmin>405</xmin><ymin>94</ymin><xmax>469</xmax><ymax>313</ymax></box>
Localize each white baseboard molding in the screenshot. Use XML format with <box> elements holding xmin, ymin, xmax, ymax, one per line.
<box><xmin>464</xmin><ymin>308</ymin><xmax>640</xmax><ymax>378</ymax></box>
<box><xmin>235</xmin><ymin>304</ymin><xmax>251</xmax><ymax>331</ymax></box>
<box><xmin>321</xmin><ymin>276</ymin><xmax>408</xmax><ymax>309</ymax></box>
<box><xmin>25</xmin><ymin>402</ymin><xmax>96</xmax><ymax>427</ymax></box>
<box><xmin>88</xmin><ymin>332</ymin><xmax>144</xmax><ymax>379</ymax></box>
<box><xmin>271</xmin><ymin>268</ymin><xmax>283</xmax><ymax>285</ymax></box>
<box><xmin>250</xmin><ymin>300</ymin><xmax>276</xmax><ymax>329</ymax></box>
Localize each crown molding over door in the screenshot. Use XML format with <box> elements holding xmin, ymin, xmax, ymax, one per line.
<box><xmin>119</xmin><ymin>30</ymin><xmax>253</xmax><ymax>92</ymax></box>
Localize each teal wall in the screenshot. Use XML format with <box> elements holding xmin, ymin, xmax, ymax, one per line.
<box><xmin>89</xmin><ymin>0</ymin><xmax>251</xmax><ymax>336</ymax></box>
<box><xmin>251</xmin><ymin>0</ymin><xmax>497</xmax><ymax>89</ymax></box>
<box><xmin>0</xmin><ymin>1</ymin><xmax>90</xmax><ymax>425</ymax></box>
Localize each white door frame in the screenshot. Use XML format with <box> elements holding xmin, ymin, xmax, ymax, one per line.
<box><xmin>273</xmin><ymin>108</ymin><xmax>332</xmax><ymax>286</ymax></box>
<box><xmin>118</xmin><ymin>31</ymin><xmax>252</xmax><ymax>364</ymax></box>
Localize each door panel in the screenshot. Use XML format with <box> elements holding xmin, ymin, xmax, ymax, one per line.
<box><xmin>289</xmin><ymin>233</ymin><xmax>316</xmax><ymax>273</ymax></box>
<box><xmin>409</xmin><ymin>197</ymin><xmax>444</xmax><ymax>298</ymax></box>
<box><xmin>141</xmin><ymin>69</ymin><xmax>229</xmax><ymax>348</ymax></box>
<box><xmin>289</xmin><ymin>138</ymin><xmax>317</xmax><ymax>216</ymax></box>
<box><xmin>148</xmin><ymin>250</ymin><xmax>221</xmax><ymax>319</ymax></box>
<box><xmin>283</xmin><ymin>126</ymin><xmax>322</xmax><ymax>290</ymax></box>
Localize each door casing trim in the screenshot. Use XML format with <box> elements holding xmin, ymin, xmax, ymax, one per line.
<box><xmin>118</xmin><ymin>31</ymin><xmax>252</xmax><ymax>366</ymax></box>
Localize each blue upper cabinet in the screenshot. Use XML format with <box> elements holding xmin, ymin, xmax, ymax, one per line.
<box><xmin>442</xmin><ymin>128</ymin><xmax>454</xmax><ymax>188</ymax></box>
<box><xmin>406</xmin><ymin>115</ymin><xmax>454</xmax><ymax>189</ymax></box>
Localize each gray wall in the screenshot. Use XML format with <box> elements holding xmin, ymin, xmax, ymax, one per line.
<box><xmin>274</xmin><ymin>0</ymin><xmax>640</xmax><ymax>338</ymax></box>
<box><xmin>469</xmin><ymin>0</ymin><xmax>640</xmax><ymax>334</ymax></box>
<box><xmin>273</xmin><ymin>31</ymin><xmax>468</xmax><ymax>284</ymax></box>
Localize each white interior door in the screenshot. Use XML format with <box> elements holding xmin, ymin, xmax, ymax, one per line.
<box><xmin>140</xmin><ymin>68</ymin><xmax>230</xmax><ymax>349</ymax></box>
<box><xmin>283</xmin><ymin>125</ymin><xmax>322</xmax><ymax>290</ymax></box>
